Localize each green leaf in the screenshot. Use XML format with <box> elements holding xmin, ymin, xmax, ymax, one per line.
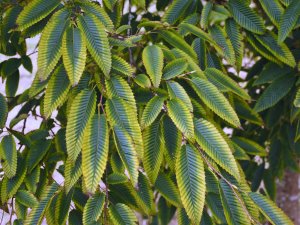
<box><xmin>254</xmin><ymin>32</ymin><xmax>296</xmax><ymax>67</ymax></box>
<box><xmin>232</xmin><ymin>137</ymin><xmax>267</xmax><ymax>156</ymax></box>
<box><xmin>113</xmin><ymin>126</ymin><xmax>139</xmax><ymax>185</ymax></box>
<box><xmin>66</xmin><ymin>89</ymin><xmax>96</xmax><ymax>163</ymax></box>
<box><xmin>228</xmin><ymin>0</ymin><xmax>265</xmax><ymax>34</ymax></box>
<box><xmin>167</xmin><ymin>81</ymin><xmax>193</xmax><ymax>112</ymax></box>
<box><xmin>62</xmin><ymin>26</ymin><xmax>86</xmax><ymax>85</ymax></box>
<box><xmin>77</xmin><ymin>1</ymin><xmax>114</xmax><ymax>31</ymax></box>
<box><xmin>162</xmin><ymin>0</ymin><xmax>192</xmax><ymax>24</ymax></box>
<box><xmin>136</xmin><ymin>172</ymin><xmax>155</xmax><ymax>215</ymax></box>
<box><xmin>209</xmin><ymin>25</ymin><xmax>236</xmax><ymax>65</ymax></box>
<box><xmin>294</xmin><ymin>88</ymin><xmax>300</xmax><ymax>107</ymax></box>
<box><xmin>64</xmin><ymin>156</ymin><xmax>82</xmax><ymax>193</ymax></box>
<box><xmin>134</xmin><ymin>74</ymin><xmax>151</xmax><ymax>88</ymax></box>
<box><xmin>0</xmin><ymin>93</ymin><xmax>8</xmax><ymax>128</ymax></box>
<box><xmin>259</xmin><ymin>0</ymin><xmax>283</xmax><ymax>27</ymax></box>
<box><xmin>162</xmin><ymin>116</ymin><xmax>182</xmax><ymax>171</ymax></box>
<box><xmin>77</xmin><ymin>13</ymin><xmax>111</xmax><ymax>77</ymax></box>
<box><xmin>83</xmin><ymin>192</ymin><xmax>105</xmax><ymax>225</ymax></box>
<box><xmin>176</xmin><ymin>145</ymin><xmax>206</xmax><ymax>224</ymax></box>
<box><xmin>201</xmin><ymin>2</ymin><xmax>213</xmax><ymax>29</ymax></box>
<box><xmin>194</xmin><ymin>118</ymin><xmax>240</xmax><ymax>180</ymax></box>
<box><xmin>162</xmin><ymin>58</ymin><xmax>188</xmax><ymax>80</ymax></box>
<box><xmin>159</xmin><ymin>30</ymin><xmax>198</xmax><ymax>60</ymax></box>
<box><xmin>254</xmin><ymin>75</ymin><xmax>296</xmax><ymax>112</ymax></box>
<box><xmin>107</xmin><ymin>173</ymin><xmax>128</xmax><ymax>184</ymax></box>
<box><xmin>0</xmin><ymin>135</ymin><xmax>17</xmax><ymax>178</ymax></box>
<box><xmin>106</xmin><ymin>97</ymin><xmax>143</xmax><ymax>158</ymax></box>
<box><xmin>109</xmin><ymin>203</ymin><xmax>137</xmax><ymax>225</ymax></box>
<box><xmin>204</xmin><ymin>68</ymin><xmax>250</xmax><ymax>100</ymax></box>
<box><xmin>225</xmin><ymin>19</ymin><xmax>244</xmax><ymax>71</ymax></box>
<box><xmin>142</xmin><ymin>45</ymin><xmax>164</xmax><ymax>88</ymax></box>
<box><xmin>24</xmin><ymin>183</ymin><xmax>59</xmax><ymax>225</ymax></box>
<box><xmin>155</xmin><ymin>173</ymin><xmax>181</xmax><ymax>207</ymax></box>
<box><xmin>220</xmin><ymin>180</ymin><xmax>251</xmax><ymax>225</ymax></box>
<box><xmin>15</xmin><ymin>190</ymin><xmax>38</xmax><ymax>208</ymax></box>
<box><xmin>141</xmin><ymin>96</ymin><xmax>164</xmax><ymax>129</ymax></box>
<box><xmin>1</xmin><ymin>156</ymin><xmax>27</xmax><ymax>202</ymax></box>
<box><xmin>278</xmin><ymin>0</ymin><xmax>300</xmax><ymax>42</ymax></box>
<box><xmin>44</xmin><ymin>64</ymin><xmax>71</xmax><ymax>118</ymax></box>
<box><xmin>16</xmin><ymin>0</ymin><xmax>61</xmax><ymax>30</ymax></box>
<box><xmin>5</xmin><ymin>70</ymin><xmax>19</xmax><ymax>97</ymax></box>
<box><xmin>82</xmin><ymin>114</ymin><xmax>109</xmax><ymax>194</ymax></box>
<box><xmin>111</xmin><ymin>55</ymin><xmax>134</xmax><ymax>77</ymax></box>
<box><xmin>190</xmin><ymin>77</ymin><xmax>240</xmax><ymax>127</ymax></box>
<box><xmin>55</xmin><ymin>189</ymin><xmax>73</xmax><ymax>225</ymax></box>
<box><xmin>249</xmin><ymin>192</ymin><xmax>293</xmax><ymax>225</ymax></box>
<box><xmin>37</xmin><ymin>8</ymin><xmax>70</xmax><ymax>80</ymax></box>
<box><xmin>167</xmin><ymin>98</ymin><xmax>194</xmax><ymax>140</ymax></box>
<box><xmin>143</xmin><ymin>119</ymin><xmax>165</xmax><ymax>184</ymax></box>
<box><xmin>27</xmin><ymin>139</ymin><xmax>52</xmax><ymax>172</ymax></box>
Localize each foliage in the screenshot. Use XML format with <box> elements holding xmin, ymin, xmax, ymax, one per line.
<box><xmin>0</xmin><ymin>0</ymin><xmax>299</xmax><ymax>224</ymax></box>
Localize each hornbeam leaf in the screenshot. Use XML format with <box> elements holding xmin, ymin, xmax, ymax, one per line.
<box><xmin>44</xmin><ymin>64</ymin><xmax>71</xmax><ymax>118</ymax></box>
<box><xmin>278</xmin><ymin>0</ymin><xmax>300</xmax><ymax>42</ymax></box>
<box><xmin>190</xmin><ymin>77</ymin><xmax>240</xmax><ymax>127</ymax></box>
<box><xmin>176</xmin><ymin>145</ymin><xmax>206</xmax><ymax>224</ymax></box>
<box><xmin>0</xmin><ymin>135</ymin><xmax>17</xmax><ymax>178</ymax></box>
<box><xmin>66</xmin><ymin>89</ymin><xmax>96</xmax><ymax>163</ymax></box>
<box><xmin>228</xmin><ymin>0</ymin><xmax>265</xmax><ymax>34</ymax></box>
<box><xmin>62</xmin><ymin>26</ymin><xmax>87</xmax><ymax>85</ymax></box>
<box><xmin>77</xmin><ymin>1</ymin><xmax>114</xmax><ymax>31</ymax></box>
<box><xmin>82</xmin><ymin>114</ymin><xmax>109</xmax><ymax>194</ymax></box>
<box><xmin>249</xmin><ymin>192</ymin><xmax>294</xmax><ymax>225</ymax></box>
<box><xmin>162</xmin><ymin>0</ymin><xmax>192</xmax><ymax>25</ymax></box>
<box><xmin>143</xmin><ymin>119</ymin><xmax>165</xmax><ymax>184</ymax></box>
<box><xmin>142</xmin><ymin>45</ymin><xmax>164</xmax><ymax>88</ymax></box>
<box><xmin>220</xmin><ymin>180</ymin><xmax>251</xmax><ymax>225</ymax></box>
<box><xmin>194</xmin><ymin>118</ymin><xmax>240</xmax><ymax>180</ymax></box>
<box><xmin>54</xmin><ymin>189</ymin><xmax>73</xmax><ymax>225</ymax></box>
<box><xmin>113</xmin><ymin>126</ymin><xmax>139</xmax><ymax>185</ymax></box>
<box><xmin>167</xmin><ymin>81</ymin><xmax>193</xmax><ymax>112</ymax></box>
<box><xmin>83</xmin><ymin>192</ymin><xmax>105</xmax><ymax>225</ymax></box>
<box><xmin>201</xmin><ymin>2</ymin><xmax>213</xmax><ymax>29</ymax></box>
<box><xmin>37</xmin><ymin>8</ymin><xmax>70</xmax><ymax>80</ymax></box>
<box><xmin>77</xmin><ymin>13</ymin><xmax>111</xmax><ymax>77</ymax></box>
<box><xmin>205</xmin><ymin>68</ymin><xmax>250</xmax><ymax>100</ymax></box>
<box><xmin>64</xmin><ymin>156</ymin><xmax>82</xmax><ymax>193</ymax></box>
<box><xmin>109</xmin><ymin>203</ymin><xmax>137</xmax><ymax>225</ymax></box>
<box><xmin>141</xmin><ymin>96</ymin><xmax>164</xmax><ymax>129</ymax></box>
<box><xmin>254</xmin><ymin>32</ymin><xmax>296</xmax><ymax>67</ymax></box>
<box><xmin>254</xmin><ymin>75</ymin><xmax>296</xmax><ymax>112</ymax></box>
<box><xmin>16</xmin><ymin>0</ymin><xmax>61</xmax><ymax>30</ymax></box>
<box><xmin>24</xmin><ymin>183</ymin><xmax>59</xmax><ymax>225</ymax></box>
<box><xmin>155</xmin><ymin>173</ymin><xmax>181</xmax><ymax>207</ymax></box>
<box><xmin>294</xmin><ymin>88</ymin><xmax>300</xmax><ymax>107</ymax></box>
<box><xmin>167</xmin><ymin>98</ymin><xmax>194</xmax><ymax>140</ymax></box>
<box><xmin>162</xmin><ymin>58</ymin><xmax>188</xmax><ymax>80</ymax></box>
<box><xmin>1</xmin><ymin>156</ymin><xmax>27</xmax><ymax>202</ymax></box>
<box><xmin>259</xmin><ymin>0</ymin><xmax>283</xmax><ymax>27</ymax></box>
<box><xmin>0</xmin><ymin>93</ymin><xmax>8</xmax><ymax>129</ymax></box>
<box><xmin>106</xmin><ymin>97</ymin><xmax>143</xmax><ymax>158</ymax></box>
<box><xmin>15</xmin><ymin>190</ymin><xmax>38</xmax><ymax>208</ymax></box>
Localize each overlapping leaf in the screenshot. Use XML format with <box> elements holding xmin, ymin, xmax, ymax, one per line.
<box><xmin>83</xmin><ymin>192</ymin><xmax>105</xmax><ymax>225</ymax></box>
<box><xmin>190</xmin><ymin>77</ymin><xmax>240</xmax><ymax>127</ymax></box>
<box><xmin>66</xmin><ymin>89</ymin><xmax>96</xmax><ymax>163</ymax></box>
<box><xmin>16</xmin><ymin>0</ymin><xmax>61</xmax><ymax>30</ymax></box>
<box><xmin>44</xmin><ymin>64</ymin><xmax>71</xmax><ymax>118</ymax></box>
<box><xmin>0</xmin><ymin>135</ymin><xmax>17</xmax><ymax>178</ymax></box>
<box><xmin>62</xmin><ymin>26</ymin><xmax>86</xmax><ymax>85</ymax></box>
<box><xmin>194</xmin><ymin>118</ymin><xmax>240</xmax><ymax>180</ymax></box>
<box><xmin>167</xmin><ymin>98</ymin><xmax>194</xmax><ymax>140</ymax></box>
<box><xmin>143</xmin><ymin>119</ymin><xmax>165</xmax><ymax>184</ymax></box>
<box><xmin>82</xmin><ymin>114</ymin><xmax>109</xmax><ymax>194</ymax></box>
<box><xmin>141</xmin><ymin>96</ymin><xmax>164</xmax><ymax>129</ymax></box>
<box><xmin>37</xmin><ymin>8</ymin><xmax>70</xmax><ymax>80</ymax></box>
<box><xmin>176</xmin><ymin>145</ymin><xmax>206</xmax><ymax>224</ymax></box>
<box><xmin>142</xmin><ymin>45</ymin><xmax>164</xmax><ymax>88</ymax></box>
<box><xmin>77</xmin><ymin>13</ymin><xmax>111</xmax><ymax>77</ymax></box>
<box><xmin>0</xmin><ymin>93</ymin><xmax>8</xmax><ymax>128</ymax></box>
